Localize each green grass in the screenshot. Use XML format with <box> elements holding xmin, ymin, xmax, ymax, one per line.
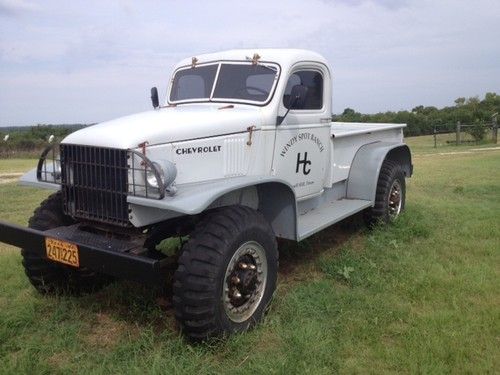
<box><xmin>0</xmin><ymin>159</ymin><xmax>37</xmax><ymax>174</ymax></box>
<box><xmin>0</xmin><ymin>143</ymin><xmax>499</xmax><ymax>374</ymax></box>
<box><xmin>405</xmin><ymin>133</ymin><xmax>497</xmax><ymax>154</ymax></box>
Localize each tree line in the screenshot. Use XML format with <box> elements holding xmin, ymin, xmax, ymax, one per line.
<box><xmin>0</xmin><ymin>124</ymin><xmax>88</xmax><ymax>158</ymax></box>
<box><xmin>1</xmin><ymin>92</ymin><xmax>499</xmax><ymax>157</ymax></box>
<box><xmin>333</xmin><ymin>92</ymin><xmax>500</xmax><ymax>137</ymax></box>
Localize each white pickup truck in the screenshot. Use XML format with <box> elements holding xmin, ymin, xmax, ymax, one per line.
<box><xmin>0</xmin><ymin>49</ymin><xmax>412</xmax><ymax>341</ymax></box>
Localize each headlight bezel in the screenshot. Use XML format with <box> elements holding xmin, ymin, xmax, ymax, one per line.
<box><xmin>128</xmin><ymin>150</ymin><xmax>166</xmax><ymax>199</ymax></box>
<box><xmin>37</xmin><ymin>144</ymin><xmax>62</xmax><ymax>184</ymax></box>
<box><xmin>128</xmin><ymin>150</ymin><xmax>178</xmax><ymax>199</ymax></box>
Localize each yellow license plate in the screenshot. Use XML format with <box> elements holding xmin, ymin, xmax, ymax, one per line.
<box><xmin>45</xmin><ymin>238</ymin><xmax>80</xmax><ymax>267</ymax></box>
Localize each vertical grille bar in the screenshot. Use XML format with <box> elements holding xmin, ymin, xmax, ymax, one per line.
<box><xmin>61</xmin><ymin>145</ymin><xmax>129</xmax><ymax>226</ymax></box>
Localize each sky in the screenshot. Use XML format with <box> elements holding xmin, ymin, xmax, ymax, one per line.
<box><xmin>0</xmin><ymin>0</ymin><xmax>499</xmax><ymax>126</ymax></box>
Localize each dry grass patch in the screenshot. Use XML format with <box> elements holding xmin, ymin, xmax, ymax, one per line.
<box><xmin>83</xmin><ymin>312</ymin><xmax>139</xmax><ymax>349</ymax></box>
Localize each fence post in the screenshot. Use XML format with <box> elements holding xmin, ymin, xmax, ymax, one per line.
<box><xmin>493</xmin><ymin>116</ymin><xmax>498</xmax><ymax>144</ymax></box>
<box><xmin>456</xmin><ymin>121</ymin><xmax>461</xmax><ymax>145</ymax></box>
<box><xmin>433</xmin><ymin>126</ymin><xmax>437</xmax><ymax>148</ymax></box>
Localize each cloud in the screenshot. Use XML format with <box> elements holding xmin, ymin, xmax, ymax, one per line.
<box><xmin>330</xmin><ymin>0</ymin><xmax>410</xmax><ymax>9</ymax></box>
<box><xmin>0</xmin><ymin>0</ymin><xmax>39</xmax><ymax>16</ymax></box>
<box><xmin>0</xmin><ymin>0</ymin><xmax>499</xmax><ymax>125</ymax></box>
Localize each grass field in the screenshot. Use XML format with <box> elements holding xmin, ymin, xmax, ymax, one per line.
<box><xmin>0</xmin><ymin>138</ymin><xmax>499</xmax><ymax>374</ymax></box>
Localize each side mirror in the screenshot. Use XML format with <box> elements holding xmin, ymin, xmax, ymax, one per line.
<box><xmin>277</xmin><ymin>84</ymin><xmax>309</xmax><ymax>125</ymax></box>
<box><xmin>150</xmin><ymin>87</ymin><xmax>159</xmax><ymax>109</ymax></box>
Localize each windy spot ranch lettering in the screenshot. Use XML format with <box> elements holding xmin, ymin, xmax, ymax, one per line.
<box><xmin>280</xmin><ymin>132</ymin><xmax>325</xmax><ymax>157</ymax></box>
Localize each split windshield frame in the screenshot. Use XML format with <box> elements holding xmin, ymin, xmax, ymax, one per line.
<box><xmin>168</xmin><ymin>60</ymin><xmax>281</xmax><ymax>107</ymax></box>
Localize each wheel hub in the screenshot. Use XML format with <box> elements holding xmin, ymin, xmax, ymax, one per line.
<box><xmin>228</xmin><ymin>256</ymin><xmax>259</xmax><ymax>307</ymax></box>
<box><xmin>223</xmin><ymin>241</ymin><xmax>268</xmax><ymax>322</ymax></box>
<box><xmin>388</xmin><ymin>179</ymin><xmax>402</xmax><ymax>218</ymax></box>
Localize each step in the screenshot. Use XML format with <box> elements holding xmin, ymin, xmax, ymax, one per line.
<box><xmin>297</xmin><ymin>198</ymin><xmax>372</xmax><ymax>240</ymax></box>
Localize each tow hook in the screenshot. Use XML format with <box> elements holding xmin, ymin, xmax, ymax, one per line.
<box><xmin>247</xmin><ymin>126</ymin><xmax>256</xmax><ymax>146</ymax></box>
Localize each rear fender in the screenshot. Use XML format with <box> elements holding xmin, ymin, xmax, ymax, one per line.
<box><xmin>346</xmin><ymin>142</ymin><xmax>412</xmax><ymax>203</ymax></box>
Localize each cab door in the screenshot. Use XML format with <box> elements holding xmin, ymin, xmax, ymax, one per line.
<box><xmin>272</xmin><ymin>65</ymin><xmax>330</xmax><ymax>199</ymax></box>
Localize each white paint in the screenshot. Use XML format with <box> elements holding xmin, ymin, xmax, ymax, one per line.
<box><xmin>39</xmin><ymin>49</ymin><xmax>408</xmax><ymax>227</ymax></box>
<box><xmin>62</xmin><ymin>104</ymin><xmax>263</xmax><ymax>149</ymax></box>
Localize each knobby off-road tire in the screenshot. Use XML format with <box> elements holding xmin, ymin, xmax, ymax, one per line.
<box><xmin>365</xmin><ymin>159</ymin><xmax>406</xmax><ymax>226</ymax></box>
<box><xmin>173</xmin><ymin>206</ymin><xmax>278</xmax><ymax>341</ymax></box>
<box><xmin>21</xmin><ymin>192</ymin><xmax>110</xmax><ymax>295</ymax></box>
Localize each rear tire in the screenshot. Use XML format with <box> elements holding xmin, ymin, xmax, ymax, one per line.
<box><xmin>365</xmin><ymin>159</ymin><xmax>406</xmax><ymax>226</ymax></box>
<box><xmin>173</xmin><ymin>206</ymin><xmax>278</xmax><ymax>341</ymax></box>
<box><xmin>21</xmin><ymin>192</ymin><xmax>111</xmax><ymax>295</ymax></box>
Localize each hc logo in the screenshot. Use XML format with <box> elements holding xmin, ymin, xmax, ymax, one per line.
<box><xmin>296</xmin><ymin>152</ymin><xmax>311</xmax><ymax>175</ymax></box>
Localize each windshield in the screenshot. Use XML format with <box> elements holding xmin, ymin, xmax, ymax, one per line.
<box><xmin>169</xmin><ymin>62</ymin><xmax>279</xmax><ymax>104</ymax></box>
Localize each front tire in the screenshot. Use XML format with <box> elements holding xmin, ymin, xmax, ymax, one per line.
<box><xmin>173</xmin><ymin>206</ymin><xmax>278</xmax><ymax>341</ymax></box>
<box><xmin>365</xmin><ymin>159</ymin><xmax>406</xmax><ymax>226</ymax></box>
<box><xmin>21</xmin><ymin>192</ymin><xmax>111</xmax><ymax>295</ymax></box>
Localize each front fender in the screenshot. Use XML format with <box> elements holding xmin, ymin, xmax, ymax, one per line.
<box><xmin>19</xmin><ymin>168</ymin><xmax>60</xmax><ymax>190</ymax></box>
<box><xmin>127</xmin><ymin>176</ymin><xmax>298</xmax><ymax>239</ymax></box>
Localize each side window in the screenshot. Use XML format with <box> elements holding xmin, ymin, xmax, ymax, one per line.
<box><xmin>283</xmin><ymin>70</ymin><xmax>323</xmax><ymax>110</ymax></box>
<box><xmin>283</xmin><ymin>73</ymin><xmax>301</xmax><ymax>108</ymax></box>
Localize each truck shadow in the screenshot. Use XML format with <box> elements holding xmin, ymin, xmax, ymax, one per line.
<box><xmin>278</xmin><ymin>212</ymin><xmax>366</xmax><ymax>281</ymax></box>
<box><xmin>74</xmin><ymin>212</ymin><xmax>367</xmax><ymax>335</ymax></box>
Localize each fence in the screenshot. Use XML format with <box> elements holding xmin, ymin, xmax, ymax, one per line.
<box><xmin>432</xmin><ymin>119</ymin><xmax>498</xmax><ymax>148</ymax></box>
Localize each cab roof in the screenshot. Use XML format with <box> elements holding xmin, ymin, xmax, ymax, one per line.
<box><xmin>173</xmin><ymin>48</ymin><xmax>329</xmax><ymax>72</ymax></box>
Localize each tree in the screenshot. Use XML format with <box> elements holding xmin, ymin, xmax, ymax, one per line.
<box><xmin>342</xmin><ymin>108</ymin><xmax>356</xmax><ymax>116</ymax></box>
<box><xmin>338</xmin><ymin>108</ymin><xmax>363</xmax><ymax>122</ymax></box>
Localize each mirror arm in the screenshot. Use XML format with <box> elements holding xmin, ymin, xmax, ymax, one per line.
<box><xmin>277</xmin><ymin>107</ymin><xmax>291</xmax><ymax>126</ymax></box>
<box><xmin>276</xmin><ymin>96</ymin><xmax>298</xmax><ymax>126</ymax></box>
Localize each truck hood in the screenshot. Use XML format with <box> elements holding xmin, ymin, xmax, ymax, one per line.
<box><xmin>62</xmin><ymin>104</ymin><xmax>264</xmax><ymax>149</ymax></box>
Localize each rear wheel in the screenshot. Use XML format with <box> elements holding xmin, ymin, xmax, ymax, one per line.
<box><xmin>365</xmin><ymin>159</ymin><xmax>406</xmax><ymax>226</ymax></box>
<box><xmin>21</xmin><ymin>192</ymin><xmax>111</xmax><ymax>295</ymax></box>
<box><xmin>173</xmin><ymin>206</ymin><xmax>278</xmax><ymax>341</ymax></box>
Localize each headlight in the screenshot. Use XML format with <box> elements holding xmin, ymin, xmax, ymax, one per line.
<box><xmin>50</xmin><ymin>159</ymin><xmax>62</xmax><ymax>181</ymax></box>
<box><xmin>146</xmin><ymin>162</ymin><xmax>164</xmax><ymax>189</ymax></box>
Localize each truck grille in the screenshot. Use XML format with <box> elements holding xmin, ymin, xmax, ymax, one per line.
<box><xmin>60</xmin><ymin>144</ymin><xmax>129</xmax><ymax>226</ymax></box>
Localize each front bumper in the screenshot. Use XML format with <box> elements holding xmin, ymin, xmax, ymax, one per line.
<box><xmin>0</xmin><ymin>220</ymin><xmax>168</xmax><ymax>285</ymax></box>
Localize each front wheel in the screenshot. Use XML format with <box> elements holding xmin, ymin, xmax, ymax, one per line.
<box><xmin>21</xmin><ymin>192</ymin><xmax>111</xmax><ymax>295</ymax></box>
<box><xmin>365</xmin><ymin>159</ymin><xmax>406</xmax><ymax>226</ymax></box>
<box><xmin>173</xmin><ymin>206</ymin><xmax>278</xmax><ymax>341</ymax></box>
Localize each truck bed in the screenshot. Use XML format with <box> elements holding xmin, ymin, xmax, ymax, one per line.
<box><xmin>330</xmin><ymin>122</ymin><xmax>406</xmax><ymax>138</ymax></box>
<box><xmin>328</xmin><ymin>122</ymin><xmax>406</xmax><ymax>185</ymax></box>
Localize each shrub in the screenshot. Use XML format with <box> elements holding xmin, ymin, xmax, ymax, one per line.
<box><xmin>466</xmin><ymin>120</ymin><xmax>486</xmax><ymax>142</ymax></box>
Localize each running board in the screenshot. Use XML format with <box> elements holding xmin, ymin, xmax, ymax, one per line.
<box><xmin>297</xmin><ymin>199</ymin><xmax>372</xmax><ymax>241</ymax></box>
